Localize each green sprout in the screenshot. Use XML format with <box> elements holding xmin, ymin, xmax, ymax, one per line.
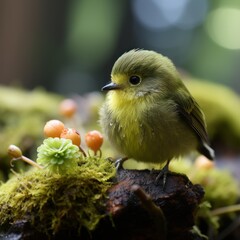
<box><xmin>37</xmin><ymin>137</ymin><xmax>81</xmax><ymax>174</ymax></box>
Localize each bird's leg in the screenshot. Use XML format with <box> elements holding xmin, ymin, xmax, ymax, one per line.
<box><xmin>155</xmin><ymin>159</ymin><xmax>171</xmax><ymax>189</ymax></box>
<box><xmin>115</xmin><ymin>157</ymin><xmax>129</xmax><ymax>169</ymax></box>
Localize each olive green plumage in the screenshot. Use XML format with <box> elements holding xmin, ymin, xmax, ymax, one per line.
<box><xmin>100</xmin><ymin>49</ymin><xmax>214</xmax><ymax>166</ymax></box>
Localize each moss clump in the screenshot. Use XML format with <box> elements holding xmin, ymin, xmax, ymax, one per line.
<box><xmin>0</xmin><ymin>86</ymin><xmax>62</xmax><ymax>181</ymax></box>
<box><xmin>191</xmin><ymin>168</ymin><xmax>239</xmax><ymax>209</ymax></box>
<box><xmin>170</xmin><ymin>159</ymin><xmax>239</xmax><ymax>209</ymax></box>
<box><xmin>0</xmin><ymin>156</ymin><xmax>116</xmax><ymax>235</ymax></box>
<box><xmin>185</xmin><ymin>79</ymin><xmax>240</xmax><ymax>150</ymax></box>
<box><xmin>0</xmin><ymin>86</ymin><xmax>62</xmax><ymax>158</ymax></box>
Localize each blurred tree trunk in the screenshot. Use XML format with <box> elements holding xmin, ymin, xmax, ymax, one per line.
<box><xmin>0</xmin><ymin>0</ymin><xmax>68</xmax><ymax>89</ymax></box>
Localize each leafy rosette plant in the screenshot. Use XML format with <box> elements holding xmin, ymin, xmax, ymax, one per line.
<box><xmin>37</xmin><ymin>137</ymin><xmax>81</xmax><ymax>174</ymax></box>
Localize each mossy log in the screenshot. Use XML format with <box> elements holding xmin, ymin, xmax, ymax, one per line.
<box><xmin>0</xmin><ymin>167</ymin><xmax>204</xmax><ymax>240</ymax></box>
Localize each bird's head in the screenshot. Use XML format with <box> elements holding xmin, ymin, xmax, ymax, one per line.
<box><xmin>102</xmin><ymin>49</ymin><xmax>180</xmax><ymax>101</ymax></box>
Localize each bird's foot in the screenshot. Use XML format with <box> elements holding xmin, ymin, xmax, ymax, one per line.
<box><xmin>155</xmin><ymin>160</ymin><xmax>170</xmax><ymax>190</ymax></box>
<box><xmin>115</xmin><ymin>157</ymin><xmax>128</xmax><ymax>169</ymax></box>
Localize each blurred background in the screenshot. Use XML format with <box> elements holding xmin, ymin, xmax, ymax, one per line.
<box><xmin>1</xmin><ymin>0</ymin><xmax>240</xmax><ymax>94</ymax></box>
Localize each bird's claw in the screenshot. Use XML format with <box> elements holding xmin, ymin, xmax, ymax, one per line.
<box><xmin>114</xmin><ymin>157</ymin><xmax>128</xmax><ymax>170</ymax></box>
<box><xmin>155</xmin><ymin>160</ymin><xmax>170</xmax><ymax>190</ymax></box>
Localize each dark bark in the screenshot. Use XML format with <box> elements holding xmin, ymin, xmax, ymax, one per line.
<box><xmin>94</xmin><ymin>168</ymin><xmax>205</xmax><ymax>240</ymax></box>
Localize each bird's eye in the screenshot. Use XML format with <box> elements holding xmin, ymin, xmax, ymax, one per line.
<box><xmin>129</xmin><ymin>75</ymin><xmax>141</xmax><ymax>86</ymax></box>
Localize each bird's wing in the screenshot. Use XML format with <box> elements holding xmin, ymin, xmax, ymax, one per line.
<box><xmin>174</xmin><ymin>87</ymin><xmax>215</xmax><ymax>159</ymax></box>
<box><xmin>173</xmin><ymin>88</ymin><xmax>210</xmax><ymax>145</ymax></box>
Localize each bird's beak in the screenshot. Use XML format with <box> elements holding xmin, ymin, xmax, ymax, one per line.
<box><xmin>101</xmin><ymin>82</ymin><xmax>121</xmax><ymax>91</ymax></box>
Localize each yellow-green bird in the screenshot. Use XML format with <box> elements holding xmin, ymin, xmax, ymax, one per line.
<box><xmin>100</xmin><ymin>49</ymin><xmax>214</xmax><ymax>176</ymax></box>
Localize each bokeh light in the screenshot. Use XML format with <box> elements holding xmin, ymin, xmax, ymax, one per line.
<box><xmin>131</xmin><ymin>0</ymin><xmax>209</xmax><ymax>64</ymax></box>
<box><xmin>206</xmin><ymin>7</ymin><xmax>240</xmax><ymax>50</ymax></box>
<box><xmin>0</xmin><ymin>1</ymin><xmax>240</xmax><ymax>93</ymax></box>
<box><xmin>132</xmin><ymin>0</ymin><xmax>208</xmax><ymax>30</ymax></box>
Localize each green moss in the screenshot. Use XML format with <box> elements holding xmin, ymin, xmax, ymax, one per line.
<box><xmin>0</xmin><ymin>156</ymin><xmax>116</xmax><ymax>235</ymax></box>
<box><xmin>185</xmin><ymin>79</ymin><xmax>240</xmax><ymax>149</ymax></box>
<box><xmin>170</xmin><ymin>159</ymin><xmax>239</xmax><ymax>209</ymax></box>
<box><xmin>0</xmin><ymin>86</ymin><xmax>62</xmax><ymax>159</ymax></box>
<box><xmin>192</xmin><ymin>168</ymin><xmax>239</xmax><ymax>209</ymax></box>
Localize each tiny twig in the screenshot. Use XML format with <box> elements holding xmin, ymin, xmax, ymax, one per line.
<box><xmin>10</xmin><ymin>157</ymin><xmax>22</xmax><ymax>167</ymax></box>
<box><xmin>93</xmin><ymin>149</ymin><xmax>102</xmax><ymax>157</ymax></box>
<box><xmin>211</xmin><ymin>204</ymin><xmax>240</xmax><ymax>216</ymax></box>
<box><xmin>79</xmin><ymin>146</ymin><xmax>87</xmax><ymax>157</ymax></box>
<box><xmin>21</xmin><ymin>156</ymin><xmax>43</xmax><ymax>169</ymax></box>
<box><xmin>10</xmin><ymin>168</ymin><xmax>20</xmax><ymax>177</ymax></box>
<box><xmin>98</xmin><ymin>149</ymin><xmax>102</xmax><ymax>158</ymax></box>
<box><xmin>11</xmin><ymin>156</ymin><xmax>43</xmax><ymax>169</ymax></box>
<box><xmin>8</xmin><ymin>144</ymin><xmax>43</xmax><ymax>169</ymax></box>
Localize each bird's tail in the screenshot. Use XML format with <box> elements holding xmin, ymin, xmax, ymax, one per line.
<box><xmin>198</xmin><ymin>142</ymin><xmax>215</xmax><ymax>160</ymax></box>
